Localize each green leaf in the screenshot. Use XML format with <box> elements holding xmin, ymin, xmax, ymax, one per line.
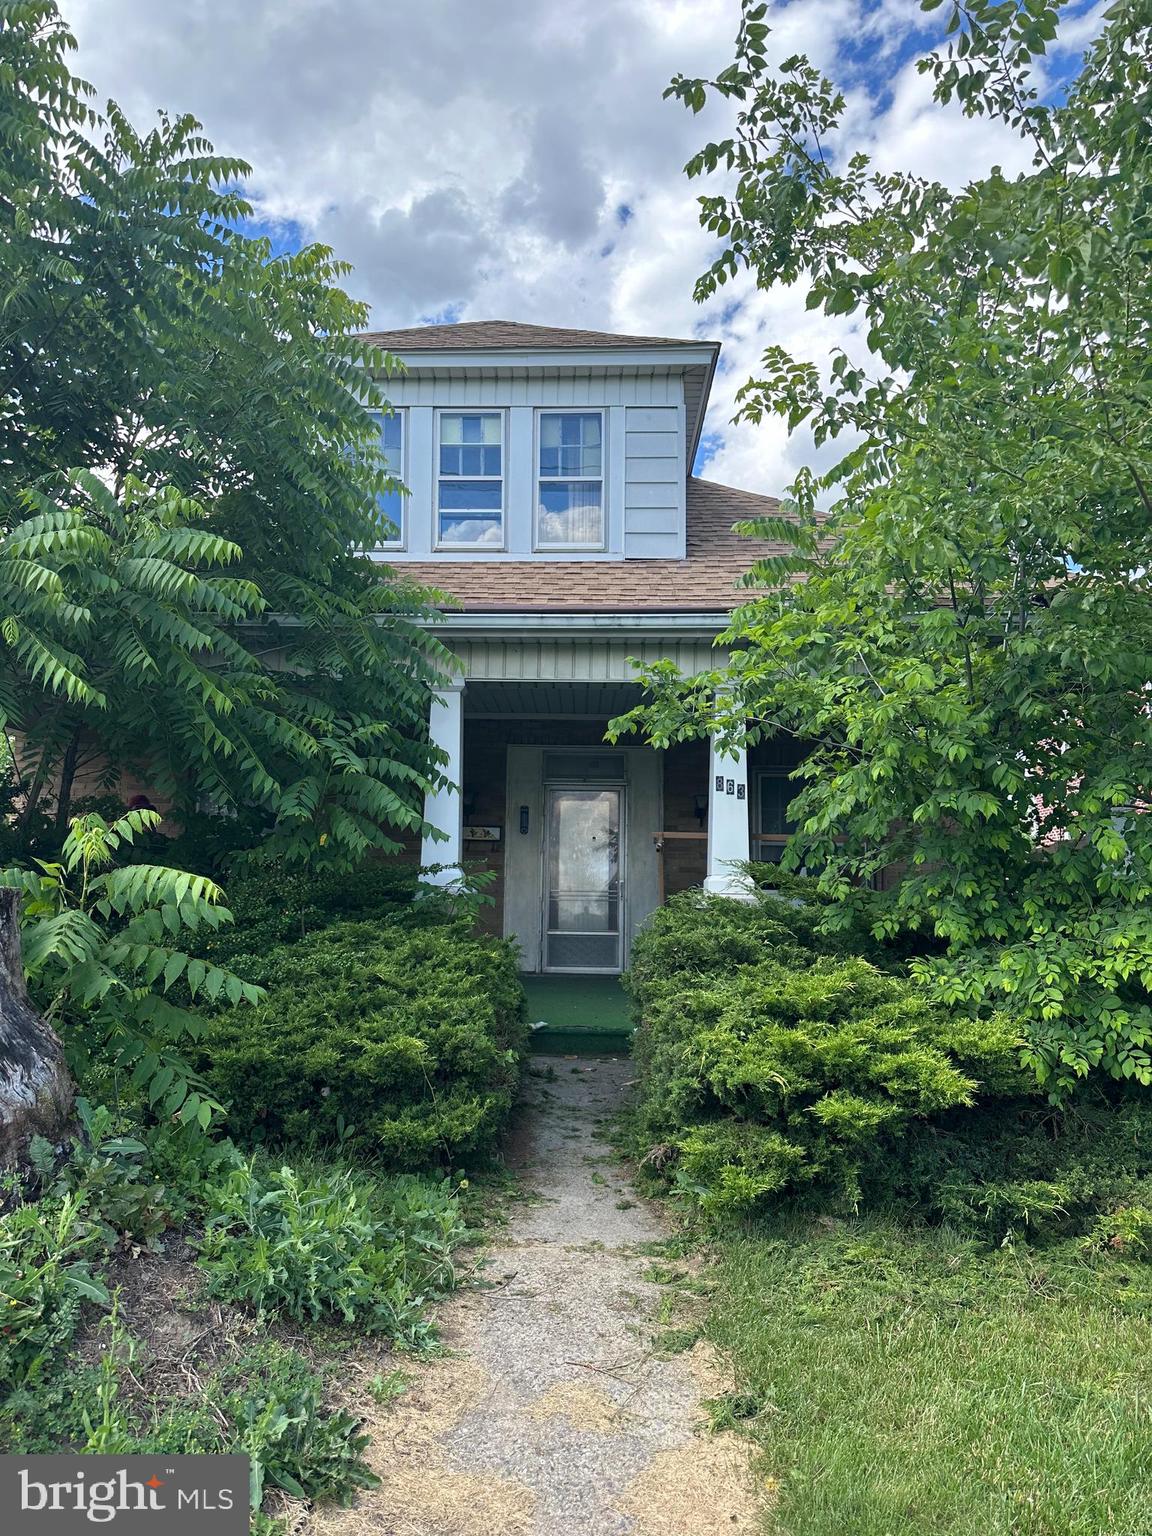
<box><xmin>62</xmin><ymin>1265</ymin><xmax>110</xmax><ymax>1304</ymax></box>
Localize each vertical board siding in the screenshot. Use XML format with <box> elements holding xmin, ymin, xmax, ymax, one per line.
<box><xmin>449</xmin><ymin>638</ymin><xmax>724</xmax><ymax>682</ymax></box>
<box><xmin>382</xmin><ymin>371</ymin><xmax>679</xmax><ymax>408</ymax></box>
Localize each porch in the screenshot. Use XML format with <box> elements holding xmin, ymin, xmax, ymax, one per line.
<box><xmin>416</xmin><ymin>620</ymin><xmax>803</xmax><ymax>973</ymax></box>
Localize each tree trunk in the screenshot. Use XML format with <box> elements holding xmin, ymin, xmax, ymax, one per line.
<box><xmin>0</xmin><ymin>888</ymin><xmax>73</xmax><ymax>1165</ymax></box>
<box><xmin>54</xmin><ymin>727</ymin><xmax>82</xmax><ymax>835</ymax></box>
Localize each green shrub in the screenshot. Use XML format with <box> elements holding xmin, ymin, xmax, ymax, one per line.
<box><xmin>627</xmin><ymin>891</ymin><xmax>1026</xmax><ymax>1217</ymax></box>
<box><xmin>901</xmin><ymin>1089</ymin><xmax>1152</xmax><ymax>1243</ymax></box>
<box><xmin>198</xmin><ymin>1157</ymin><xmax>465</xmax><ymax>1347</ymax></box>
<box><xmin>626</xmin><ymin>888</ymin><xmax>832</xmax><ymax>1003</ymax></box>
<box><xmin>628</xmin><ymin>892</ymin><xmax>1152</xmax><ymax>1239</ymax></box>
<box><xmin>1084</xmin><ymin>1204</ymin><xmax>1152</xmax><ymax>1260</ymax></box>
<box><xmin>742</xmin><ymin>864</ymin><xmax>946</xmax><ymax>966</ymax></box>
<box><xmin>674</xmin><ymin>1121</ymin><xmax>809</xmax><ymax>1210</ymax></box>
<box><xmin>193</xmin><ymin>861</ymin><xmax>425</xmax><ymax>963</ymax></box>
<box><xmin>201</xmin><ymin>916</ymin><xmax>527</xmax><ymax>1167</ymax></box>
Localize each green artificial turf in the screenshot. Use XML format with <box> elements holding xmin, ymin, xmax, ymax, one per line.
<box><xmin>521</xmin><ymin>974</ymin><xmax>633</xmax><ymax>1055</ymax></box>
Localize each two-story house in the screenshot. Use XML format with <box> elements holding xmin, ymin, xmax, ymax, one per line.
<box><xmin>361</xmin><ymin>320</ymin><xmax>803</xmax><ymax>975</ymax></box>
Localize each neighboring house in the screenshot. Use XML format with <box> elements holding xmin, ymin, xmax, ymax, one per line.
<box><xmin>360</xmin><ymin>319</ymin><xmax>804</xmax><ymax>974</ymax></box>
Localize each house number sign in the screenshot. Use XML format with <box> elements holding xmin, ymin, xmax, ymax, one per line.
<box><xmin>715</xmin><ymin>776</ymin><xmax>745</xmax><ymax>798</ymax></box>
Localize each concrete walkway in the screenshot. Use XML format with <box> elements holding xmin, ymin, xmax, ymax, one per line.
<box><xmin>314</xmin><ymin>1059</ymin><xmax>761</xmax><ymax>1536</ymax></box>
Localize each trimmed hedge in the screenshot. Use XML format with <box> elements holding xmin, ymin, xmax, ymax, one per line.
<box><xmin>201</xmin><ymin>912</ymin><xmax>527</xmax><ymax>1169</ymax></box>
<box><xmin>625</xmin><ymin>890</ymin><xmax>1026</xmax><ymax>1216</ymax></box>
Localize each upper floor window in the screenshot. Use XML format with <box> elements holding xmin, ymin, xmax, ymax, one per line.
<box><xmin>536</xmin><ymin>410</ymin><xmax>604</xmax><ymax>548</ymax></box>
<box><xmin>437</xmin><ymin>410</ymin><xmax>504</xmax><ymax>546</ymax></box>
<box><xmin>370</xmin><ymin>410</ymin><xmax>405</xmax><ymax>546</ymax></box>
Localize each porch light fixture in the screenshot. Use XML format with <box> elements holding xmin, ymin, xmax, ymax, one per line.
<box><xmin>693</xmin><ymin>793</ymin><xmax>708</xmax><ymax>827</ymax></box>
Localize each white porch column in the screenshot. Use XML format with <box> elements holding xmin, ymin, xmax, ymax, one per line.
<box><xmin>704</xmin><ymin>734</ymin><xmax>756</xmax><ymax>901</ymax></box>
<box><xmin>420</xmin><ymin>678</ymin><xmax>464</xmax><ymax>886</ymax></box>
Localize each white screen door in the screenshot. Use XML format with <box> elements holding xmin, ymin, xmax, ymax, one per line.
<box><xmin>544</xmin><ymin>786</ymin><xmax>624</xmax><ymax>972</ymax></box>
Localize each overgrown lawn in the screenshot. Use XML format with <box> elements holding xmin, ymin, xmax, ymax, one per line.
<box><xmin>707</xmin><ymin>1218</ymin><xmax>1152</xmax><ymax>1536</ymax></box>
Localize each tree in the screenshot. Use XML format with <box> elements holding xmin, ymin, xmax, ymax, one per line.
<box><xmin>617</xmin><ymin>0</ymin><xmax>1152</xmax><ymax>1096</ymax></box>
<box><xmin>1</xmin><ymin>808</ymin><xmax>260</xmax><ymax>1145</ymax></box>
<box><xmin>0</xmin><ymin>886</ymin><xmax>71</xmax><ymax>1163</ymax></box>
<box><xmin>0</xmin><ymin>2</ymin><xmax>449</xmax><ymax>867</ymax></box>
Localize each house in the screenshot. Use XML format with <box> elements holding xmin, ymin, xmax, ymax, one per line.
<box><xmin>359</xmin><ymin>319</ymin><xmax>803</xmax><ymax>974</ymax></box>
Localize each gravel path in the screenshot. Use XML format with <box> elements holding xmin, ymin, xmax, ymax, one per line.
<box><xmin>313</xmin><ymin>1058</ymin><xmax>761</xmax><ymax>1536</ymax></box>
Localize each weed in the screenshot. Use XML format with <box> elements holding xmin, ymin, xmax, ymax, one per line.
<box><xmin>367</xmin><ymin>1369</ymin><xmax>409</xmax><ymax>1405</ymax></box>
<box><xmin>704</xmin><ymin>1391</ymin><xmax>767</xmax><ymax>1433</ymax></box>
<box><xmin>198</xmin><ymin>1158</ymin><xmax>465</xmax><ymax>1347</ymax></box>
<box><xmin>0</xmin><ymin>1190</ymin><xmax>109</xmax><ymax>1391</ymax></box>
<box><xmin>641</xmin><ymin>1263</ymin><xmax>685</xmax><ymax>1286</ymax></box>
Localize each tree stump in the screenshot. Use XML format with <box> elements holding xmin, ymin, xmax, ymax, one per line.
<box><xmin>0</xmin><ymin>887</ymin><xmax>73</xmax><ymax>1165</ymax></box>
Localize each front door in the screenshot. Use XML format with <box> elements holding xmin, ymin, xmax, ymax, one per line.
<box><xmin>543</xmin><ymin>785</ymin><xmax>624</xmax><ymax>972</ymax></box>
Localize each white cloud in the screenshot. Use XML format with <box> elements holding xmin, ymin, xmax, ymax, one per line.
<box><xmin>63</xmin><ymin>0</ymin><xmax>1101</xmax><ymax>498</ymax></box>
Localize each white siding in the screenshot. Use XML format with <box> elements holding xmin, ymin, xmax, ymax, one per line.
<box><xmin>448</xmin><ymin>637</ymin><xmax>723</xmax><ymax>682</ymax></box>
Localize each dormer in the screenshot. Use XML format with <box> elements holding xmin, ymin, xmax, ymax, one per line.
<box><xmin>359</xmin><ymin>320</ymin><xmax>719</xmax><ymax>562</ymax></box>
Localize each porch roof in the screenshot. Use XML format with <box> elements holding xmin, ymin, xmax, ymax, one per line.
<box><xmin>396</xmin><ymin>477</ymin><xmax>788</xmax><ymax>613</ymax></box>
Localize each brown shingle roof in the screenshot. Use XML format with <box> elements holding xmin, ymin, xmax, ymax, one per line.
<box><xmin>361</xmin><ymin>319</ymin><xmax>715</xmax><ymax>352</ymax></box>
<box><xmin>397</xmin><ymin>478</ymin><xmax>788</xmax><ymax>614</ymax></box>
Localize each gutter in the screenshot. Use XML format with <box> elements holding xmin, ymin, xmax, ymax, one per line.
<box><xmin>425</xmin><ymin>610</ymin><xmax>731</xmax><ymax>641</ymax></box>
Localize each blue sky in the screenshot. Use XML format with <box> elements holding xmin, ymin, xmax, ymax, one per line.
<box><xmin>66</xmin><ymin>0</ymin><xmax>1106</xmax><ymax>494</ymax></box>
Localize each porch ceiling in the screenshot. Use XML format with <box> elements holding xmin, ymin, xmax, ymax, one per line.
<box><xmin>462</xmin><ymin>679</ymin><xmax>645</xmax><ymax>718</ymax></box>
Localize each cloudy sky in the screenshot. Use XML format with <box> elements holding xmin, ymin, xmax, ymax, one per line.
<box><xmin>65</xmin><ymin>0</ymin><xmax>1104</xmax><ymax>497</ymax></box>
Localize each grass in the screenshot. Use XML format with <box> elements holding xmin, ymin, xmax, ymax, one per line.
<box><xmin>706</xmin><ymin>1216</ymin><xmax>1152</xmax><ymax>1536</ymax></box>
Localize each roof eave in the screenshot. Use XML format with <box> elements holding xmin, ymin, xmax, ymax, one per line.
<box><xmin>686</xmin><ymin>346</ymin><xmax>719</xmax><ymax>469</ymax></box>
<box><xmin>369</xmin><ymin>341</ymin><xmax>718</xmax><ymax>370</ymax></box>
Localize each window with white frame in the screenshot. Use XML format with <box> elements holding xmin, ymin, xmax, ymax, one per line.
<box><xmin>437</xmin><ymin>411</ymin><xmax>504</xmax><ymax>546</ymax></box>
<box><xmin>370</xmin><ymin>410</ymin><xmax>406</xmax><ymax>546</ymax></box>
<box><xmin>536</xmin><ymin>410</ymin><xmax>605</xmax><ymax>547</ymax></box>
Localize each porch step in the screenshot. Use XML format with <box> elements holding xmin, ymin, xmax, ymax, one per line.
<box><xmin>530</xmin><ymin>1026</ymin><xmax>633</xmax><ymax>1057</ymax></box>
<box><xmin>520</xmin><ymin>974</ymin><xmax>633</xmax><ymax>1058</ymax></box>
